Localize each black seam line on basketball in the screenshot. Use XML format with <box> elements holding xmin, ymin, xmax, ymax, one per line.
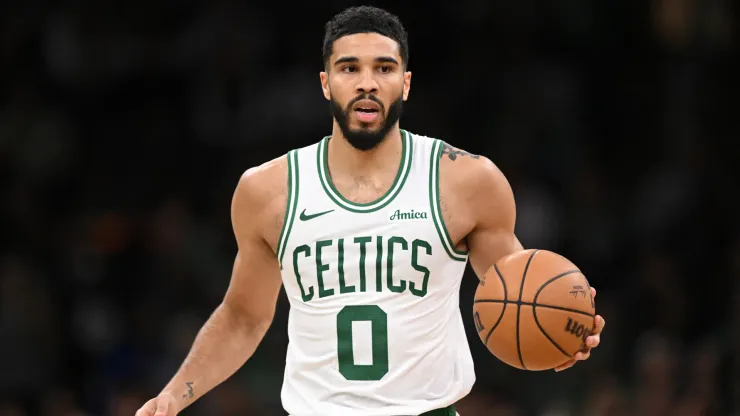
<box><xmin>495</xmin><ymin>263</ymin><xmax>508</xmax><ymax>302</ymax></box>
<box><xmin>532</xmin><ymin>269</ymin><xmax>584</xmax><ymax>309</ymax></box>
<box><xmin>483</xmin><ymin>302</ymin><xmax>507</xmax><ymax>347</ymax></box>
<box><xmin>529</xmin><ymin>304</ymin><xmax>573</xmax><ymax>359</ymax></box>
<box><xmin>529</xmin><ymin>268</ymin><xmax>590</xmax><ymax>357</ymax></box>
<box><xmin>516</xmin><ymin>249</ymin><xmax>538</xmax><ymax>370</ymax></box>
<box><xmin>483</xmin><ymin>263</ymin><xmax>508</xmax><ymax>346</ymax></box>
<box><xmin>474</xmin><ymin>300</ymin><xmax>595</xmax><ymax>318</ymax></box>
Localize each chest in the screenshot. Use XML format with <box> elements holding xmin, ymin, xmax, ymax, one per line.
<box><xmin>268</xmin><ymin>136</ymin><xmax>477</xmax><ymax>304</ymax></box>
<box><xmin>266</xmin><ymin>183</ymin><xmax>471</xmax><ymax>258</ymax></box>
<box><xmin>281</xmin><ymin>178</ymin><xmax>472</xmax><ymax>300</ymax></box>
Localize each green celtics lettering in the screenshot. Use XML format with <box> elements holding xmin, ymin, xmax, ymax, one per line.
<box><xmin>292</xmin><ymin>236</ymin><xmax>433</xmax><ymax>302</ymax></box>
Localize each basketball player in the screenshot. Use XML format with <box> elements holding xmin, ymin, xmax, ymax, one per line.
<box><xmin>136</xmin><ymin>6</ymin><xmax>605</xmax><ymax>416</ymax></box>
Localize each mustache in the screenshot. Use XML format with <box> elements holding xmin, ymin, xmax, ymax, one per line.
<box><xmin>346</xmin><ymin>94</ymin><xmax>385</xmax><ymax>112</ymax></box>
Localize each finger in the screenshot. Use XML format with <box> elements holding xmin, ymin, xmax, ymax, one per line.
<box><xmin>554</xmin><ymin>359</ymin><xmax>576</xmax><ymax>372</ymax></box>
<box><xmin>585</xmin><ymin>334</ymin><xmax>600</xmax><ymax>348</ymax></box>
<box><xmin>154</xmin><ymin>399</ymin><xmax>170</xmax><ymax>416</ymax></box>
<box><xmin>589</xmin><ymin>315</ymin><xmax>605</xmax><ymax>335</ymax></box>
<box><xmin>136</xmin><ymin>400</ymin><xmax>157</xmax><ymax>416</ymax></box>
<box><xmin>554</xmin><ymin>349</ymin><xmax>594</xmax><ymax>372</ymax></box>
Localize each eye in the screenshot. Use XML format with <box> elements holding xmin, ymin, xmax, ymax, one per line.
<box><xmin>341</xmin><ymin>66</ymin><xmax>357</xmax><ymax>73</ymax></box>
<box><xmin>378</xmin><ymin>65</ymin><xmax>392</xmax><ymax>73</ymax></box>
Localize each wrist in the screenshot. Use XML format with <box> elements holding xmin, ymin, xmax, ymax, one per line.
<box><xmin>158</xmin><ymin>390</ymin><xmax>182</xmax><ymax>413</ymax></box>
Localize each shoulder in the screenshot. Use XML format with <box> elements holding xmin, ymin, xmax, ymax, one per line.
<box><xmin>437</xmin><ymin>141</ymin><xmax>516</xmax><ymax>228</ymax></box>
<box><xmin>231</xmin><ymin>154</ymin><xmax>290</xmax><ymax>245</ymax></box>
<box><xmin>234</xmin><ymin>154</ymin><xmax>288</xmax><ymax>199</ymax></box>
<box><xmin>437</xmin><ymin>141</ymin><xmax>510</xmax><ymax>196</ymax></box>
<box><xmin>233</xmin><ymin>154</ymin><xmax>288</xmax><ymax>208</ymax></box>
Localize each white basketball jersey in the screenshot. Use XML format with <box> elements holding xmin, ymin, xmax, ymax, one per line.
<box><xmin>276</xmin><ymin>130</ymin><xmax>475</xmax><ymax>416</ymax></box>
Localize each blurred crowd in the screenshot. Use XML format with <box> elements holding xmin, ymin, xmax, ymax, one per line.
<box><xmin>0</xmin><ymin>0</ymin><xmax>737</xmax><ymax>415</ymax></box>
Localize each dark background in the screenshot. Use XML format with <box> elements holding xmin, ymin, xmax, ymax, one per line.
<box><xmin>1</xmin><ymin>0</ymin><xmax>738</xmax><ymax>415</ymax></box>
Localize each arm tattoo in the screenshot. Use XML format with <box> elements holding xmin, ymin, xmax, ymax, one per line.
<box><xmin>440</xmin><ymin>143</ymin><xmax>480</xmax><ymax>161</ymax></box>
<box><xmin>182</xmin><ymin>382</ymin><xmax>194</xmax><ymax>399</ymax></box>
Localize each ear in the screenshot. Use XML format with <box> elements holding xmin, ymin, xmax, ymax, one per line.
<box><xmin>403</xmin><ymin>71</ymin><xmax>412</xmax><ymax>101</ymax></box>
<box><xmin>320</xmin><ymin>71</ymin><xmax>331</xmax><ymax>101</ymax></box>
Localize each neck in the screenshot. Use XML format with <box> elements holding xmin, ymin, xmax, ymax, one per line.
<box><xmin>328</xmin><ymin>123</ymin><xmax>403</xmax><ymax>177</ymax></box>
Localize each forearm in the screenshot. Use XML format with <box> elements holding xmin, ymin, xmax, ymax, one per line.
<box><xmin>160</xmin><ymin>302</ymin><xmax>270</xmax><ymax>412</ymax></box>
<box><xmin>468</xmin><ymin>229</ymin><xmax>524</xmax><ymax>279</ymax></box>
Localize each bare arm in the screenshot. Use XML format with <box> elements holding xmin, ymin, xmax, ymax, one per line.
<box><xmin>463</xmin><ymin>158</ymin><xmax>524</xmax><ymax>279</ymax></box>
<box><xmin>440</xmin><ymin>143</ymin><xmax>604</xmax><ymax>371</ymax></box>
<box><xmin>143</xmin><ymin>159</ymin><xmax>287</xmax><ymax>414</ymax></box>
<box><xmin>437</xmin><ymin>143</ymin><xmax>523</xmax><ymax>279</ymax></box>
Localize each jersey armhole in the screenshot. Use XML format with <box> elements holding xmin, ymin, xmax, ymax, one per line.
<box><xmin>429</xmin><ymin>139</ymin><xmax>469</xmax><ymax>262</ymax></box>
<box><xmin>276</xmin><ymin>150</ymin><xmax>300</xmax><ymax>269</ymax></box>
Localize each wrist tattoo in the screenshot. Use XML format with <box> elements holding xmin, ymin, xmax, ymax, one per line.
<box><xmin>182</xmin><ymin>382</ymin><xmax>194</xmax><ymax>399</ymax></box>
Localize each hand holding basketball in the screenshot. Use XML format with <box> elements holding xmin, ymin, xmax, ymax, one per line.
<box><xmin>473</xmin><ymin>249</ymin><xmax>606</xmax><ymax>371</ymax></box>
<box><xmin>553</xmin><ymin>287</ymin><xmax>605</xmax><ymax>372</ymax></box>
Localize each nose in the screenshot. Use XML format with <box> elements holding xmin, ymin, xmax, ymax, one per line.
<box><xmin>355</xmin><ymin>69</ymin><xmax>379</xmax><ymax>94</ymax></box>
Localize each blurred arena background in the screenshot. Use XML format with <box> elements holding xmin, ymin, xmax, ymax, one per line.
<box><xmin>1</xmin><ymin>0</ymin><xmax>738</xmax><ymax>415</ymax></box>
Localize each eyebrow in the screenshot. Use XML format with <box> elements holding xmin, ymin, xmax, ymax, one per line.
<box><xmin>333</xmin><ymin>56</ymin><xmax>400</xmax><ymax>66</ymax></box>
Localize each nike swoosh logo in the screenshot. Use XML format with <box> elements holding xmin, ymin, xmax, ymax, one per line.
<box><xmin>299</xmin><ymin>209</ymin><xmax>334</xmax><ymax>221</ymax></box>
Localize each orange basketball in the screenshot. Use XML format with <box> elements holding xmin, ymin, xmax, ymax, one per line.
<box><xmin>473</xmin><ymin>249</ymin><xmax>596</xmax><ymax>371</ymax></box>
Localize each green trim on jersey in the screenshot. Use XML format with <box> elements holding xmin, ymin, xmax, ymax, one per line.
<box><xmin>317</xmin><ymin>130</ymin><xmax>413</xmax><ymax>213</ymax></box>
<box><xmin>277</xmin><ymin>150</ymin><xmax>300</xmax><ymax>268</ymax></box>
<box><xmin>429</xmin><ymin>140</ymin><xmax>468</xmax><ymax>262</ymax></box>
<box><xmin>420</xmin><ymin>404</ymin><xmax>457</xmax><ymax>416</ymax></box>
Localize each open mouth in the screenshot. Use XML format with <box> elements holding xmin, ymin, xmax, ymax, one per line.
<box><xmin>352</xmin><ymin>99</ymin><xmax>381</xmax><ymax>122</ymax></box>
<box><xmin>354</xmin><ymin>108</ymin><xmax>379</xmax><ymax>122</ymax></box>
<box><xmin>355</xmin><ymin>107</ymin><xmax>378</xmax><ymax>114</ymax></box>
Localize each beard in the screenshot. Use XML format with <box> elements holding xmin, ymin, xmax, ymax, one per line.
<box><xmin>329</xmin><ymin>92</ymin><xmax>403</xmax><ymax>151</ymax></box>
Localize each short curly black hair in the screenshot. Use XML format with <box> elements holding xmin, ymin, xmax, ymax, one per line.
<box><xmin>323</xmin><ymin>6</ymin><xmax>409</xmax><ymax>70</ymax></box>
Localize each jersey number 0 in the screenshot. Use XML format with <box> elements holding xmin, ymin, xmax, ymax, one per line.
<box><xmin>336</xmin><ymin>305</ymin><xmax>389</xmax><ymax>380</ymax></box>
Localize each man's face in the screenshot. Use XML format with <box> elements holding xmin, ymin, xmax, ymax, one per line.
<box><xmin>320</xmin><ymin>33</ymin><xmax>412</xmax><ymax>150</ymax></box>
